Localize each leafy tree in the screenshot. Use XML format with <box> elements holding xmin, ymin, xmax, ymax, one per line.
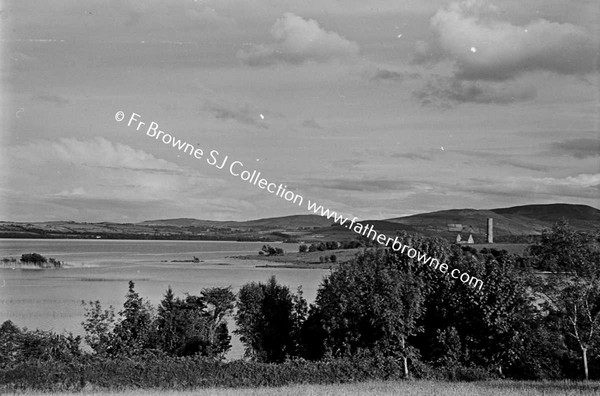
<box><xmin>310</xmin><ymin>248</ymin><xmax>427</xmax><ymax>376</ymax></box>
<box><xmin>81</xmin><ymin>300</ymin><xmax>116</xmax><ymax>355</ymax></box>
<box><xmin>549</xmin><ymin>278</ymin><xmax>600</xmax><ymax>380</ymax></box>
<box><xmin>298</xmin><ymin>244</ymin><xmax>308</xmax><ymax>253</ymax></box>
<box><xmin>529</xmin><ymin>220</ymin><xmax>600</xmax><ymax>277</ymax></box>
<box><xmin>201</xmin><ymin>287</ymin><xmax>236</xmax><ymax>357</ymax></box>
<box><xmin>530</xmin><ymin>222</ymin><xmax>600</xmax><ymax>379</ymax></box>
<box><xmin>0</xmin><ymin>320</ymin><xmax>81</xmax><ymax>368</ymax></box>
<box><xmin>235</xmin><ymin>276</ymin><xmax>306</xmax><ymax>362</ymax></box>
<box><xmin>415</xmin><ymin>245</ymin><xmax>535</xmax><ymax>375</ymax></box>
<box><xmin>260</xmin><ymin>245</ymin><xmax>284</xmax><ymax>256</ymax></box>
<box><xmin>154</xmin><ymin>286</ymin><xmax>234</xmax><ymax>358</ymax></box>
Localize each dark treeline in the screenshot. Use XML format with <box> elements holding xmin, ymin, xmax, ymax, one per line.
<box><xmin>2</xmin><ymin>220</ymin><xmax>600</xmax><ymax>391</ymax></box>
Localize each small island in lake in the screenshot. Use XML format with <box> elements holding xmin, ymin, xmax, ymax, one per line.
<box><xmin>1</xmin><ymin>253</ymin><xmax>64</xmax><ymax>268</ymax></box>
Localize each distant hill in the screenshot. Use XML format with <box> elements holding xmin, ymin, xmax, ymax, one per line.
<box><xmin>491</xmin><ymin>204</ymin><xmax>600</xmax><ymax>231</ymax></box>
<box><xmin>385</xmin><ymin>203</ymin><xmax>600</xmax><ymax>243</ymax></box>
<box><xmin>0</xmin><ymin>203</ymin><xmax>596</xmax><ymax>242</ymax></box>
<box><xmin>139</xmin><ymin>215</ymin><xmax>333</xmax><ymax>230</ymax></box>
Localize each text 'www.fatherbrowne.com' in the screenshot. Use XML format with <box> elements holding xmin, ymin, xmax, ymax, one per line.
<box><xmin>115</xmin><ymin>111</ymin><xmax>484</xmax><ymax>291</ymax></box>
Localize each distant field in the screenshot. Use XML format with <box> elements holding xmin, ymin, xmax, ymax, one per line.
<box><xmin>6</xmin><ymin>380</ymin><xmax>600</xmax><ymax>396</ymax></box>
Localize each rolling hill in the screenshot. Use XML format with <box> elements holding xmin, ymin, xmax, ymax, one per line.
<box><xmin>384</xmin><ymin>203</ymin><xmax>600</xmax><ymax>242</ymax></box>
<box><xmin>0</xmin><ymin>203</ymin><xmax>597</xmax><ymax>242</ymax></box>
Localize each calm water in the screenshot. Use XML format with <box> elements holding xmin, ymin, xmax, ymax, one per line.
<box><xmin>0</xmin><ymin>239</ymin><xmax>331</xmax><ymax>358</ymax></box>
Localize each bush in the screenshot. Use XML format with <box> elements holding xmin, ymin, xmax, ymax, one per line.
<box><xmin>0</xmin><ymin>355</ymin><xmax>406</xmax><ymax>392</ymax></box>
<box><xmin>443</xmin><ymin>365</ymin><xmax>496</xmax><ymax>382</ymax></box>
<box><xmin>260</xmin><ymin>245</ymin><xmax>284</xmax><ymax>256</ymax></box>
<box><xmin>20</xmin><ymin>253</ymin><xmax>47</xmax><ymax>264</ymax></box>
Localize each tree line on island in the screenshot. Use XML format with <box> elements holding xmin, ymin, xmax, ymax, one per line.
<box><xmin>1</xmin><ymin>220</ymin><xmax>600</xmax><ymax>391</ymax></box>
<box><xmin>1</xmin><ymin>253</ymin><xmax>64</xmax><ymax>268</ymax></box>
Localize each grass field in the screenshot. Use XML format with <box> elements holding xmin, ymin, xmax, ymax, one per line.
<box><xmin>5</xmin><ymin>381</ymin><xmax>600</xmax><ymax>396</ymax></box>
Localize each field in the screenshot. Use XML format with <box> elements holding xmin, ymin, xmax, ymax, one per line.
<box><xmin>235</xmin><ymin>243</ymin><xmax>531</xmax><ymax>269</ymax></box>
<box><xmin>231</xmin><ymin>248</ymin><xmax>363</xmax><ymax>268</ymax></box>
<box><xmin>5</xmin><ymin>380</ymin><xmax>600</xmax><ymax>396</ymax></box>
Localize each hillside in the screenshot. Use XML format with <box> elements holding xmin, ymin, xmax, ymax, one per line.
<box><xmin>385</xmin><ymin>203</ymin><xmax>600</xmax><ymax>243</ymax></box>
<box><xmin>0</xmin><ymin>203</ymin><xmax>596</xmax><ymax>242</ymax></box>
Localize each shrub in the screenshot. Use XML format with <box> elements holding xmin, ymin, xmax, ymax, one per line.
<box><xmin>20</xmin><ymin>253</ymin><xmax>47</xmax><ymax>264</ymax></box>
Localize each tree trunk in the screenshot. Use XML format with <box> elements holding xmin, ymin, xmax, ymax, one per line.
<box><xmin>401</xmin><ymin>335</ymin><xmax>409</xmax><ymax>378</ymax></box>
<box><xmin>583</xmin><ymin>347</ymin><xmax>589</xmax><ymax>380</ymax></box>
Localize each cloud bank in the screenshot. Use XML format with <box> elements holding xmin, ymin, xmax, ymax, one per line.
<box><xmin>431</xmin><ymin>0</ymin><xmax>598</xmax><ymax>80</ymax></box>
<box><xmin>238</xmin><ymin>13</ymin><xmax>359</xmax><ymax>66</ymax></box>
<box><xmin>10</xmin><ymin>137</ymin><xmax>181</xmax><ymax>172</ymax></box>
<box><xmin>414</xmin><ymin>0</ymin><xmax>599</xmax><ymax>105</ymax></box>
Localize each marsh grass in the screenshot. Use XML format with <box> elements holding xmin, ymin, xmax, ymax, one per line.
<box><xmin>5</xmin><ymin>381</ymin><xmax>600</xmax><ymax>396</ymax></box>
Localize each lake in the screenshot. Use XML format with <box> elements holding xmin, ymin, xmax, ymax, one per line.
<box><xmin>0</xmin><ymin>239</ymin><xmax>331</xmax><ymax>359</ymax></box>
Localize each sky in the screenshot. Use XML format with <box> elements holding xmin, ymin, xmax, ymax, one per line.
<box><xmin>1</xmin><ymin>0</ymin><xmax>599</xmax><ymax>223</ymax></box>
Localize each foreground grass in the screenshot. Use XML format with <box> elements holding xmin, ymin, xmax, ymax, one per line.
<box><xmin>6</xmin><ymin>380</ymin><xmax>600</xmax><ymax>396</ymax></box>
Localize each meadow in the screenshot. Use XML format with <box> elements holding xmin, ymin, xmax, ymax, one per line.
<box><xmin>4</xmin><ymin>380</ymin><xmax>600</xmax><ymax>396</ymax></box>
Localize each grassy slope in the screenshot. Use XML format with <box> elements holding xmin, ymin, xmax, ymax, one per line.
<box><xmin>7</xmin><ymin>381</ymin><xmax>600</xmax><ymax>396</ymax></box>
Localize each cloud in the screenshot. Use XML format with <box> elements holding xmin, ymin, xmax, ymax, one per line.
<box><xmin>429</xmin><ymin>0</ymin><xmax>599</xmax><ymax>81</ymax></box>
<box><xmin>465</xmin><ymin>173</ymin><xmax>600</xmax><ymax>200</ymax></box>
<box><xmin>391</xmin><ymin>152</ymin><xmax>433</xmax><ymax>161</ymax></box>
<box><xmin>238</xmin><ymin>13</ymin><xmax>359</xmax><ymax>66</ymax></box>
<box><xmin>205</xmin><ymin>101</ymin><xmax>268</xmax><ymax>128</ymax></box>
<box><xmin>32</xmin><ymin>94</ymin><xmax>70</xmax><ymax>106</ymax></box>
<box><xmin>301</xmin><ymin>119</ymin><xmax>321</xmax><ymax>129</ymax></box>
<box><xmin>414</xmin><ymin>76</ymin><xmax>536</xmax><ymax>105</ymax></box>
<box><xmin>412</xmin><ymin>0</ymin><xmax>598</xmax><ymax>106</ymax></box>
<box><xmin>369</xmin><ymin>68</ymin><xmax>406</xmax><ymax>82</ymax></box>
<box><xmin>307</xmin><ymin>177</ymin><xmax>420</xmax><ymax>193</ymax></box>
<box><xmin>550</xmin><ymin>138</ymin><xmax>600</xmax><ymax>159</ymax></box>
<box><xmin>9</xmin><ymin>137</ymin><xmax>181</xmax><ymax>172</ymax></box>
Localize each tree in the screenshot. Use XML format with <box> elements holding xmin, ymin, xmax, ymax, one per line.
<box><xmin>414</xmin><ymin>244</ymin><xmax>535</xmax><ymax>375</ymax></box>
<box><xmin>551</xmin><ymin>278</ymin><xmax>600</xmax><ymax>380</ymax></box>
<box><xmin>154</xmin><ymin>286</ymin><xmax>234</xmax><ymax>358</ymax></box>
<box><xmin>260</xmin><ymin>245</ymin><xmax>284</xmax><ymax>256</ymax></box>
<box><xmin>235</xmin><ymin>276</ymin><xmax>306</xmax><ymax>362</ymax></box>
<box><xmin>531</xmin><ymin>222</ymin><xmax>600</xmax><ymax>379</ymax></box>
<box><xmin>298</xmin><ymin>244</ymin><xmax>308</xmax><ymax>253</ymax></box>
<box><xmin>20</xmin><ymin>253</ymin><xmax>47</xmax><ymax>264</ymax></box>
<box><xmin>529</xmin><ymin>220</ymin><xmax>599</xmax><ymax>277</ymax></box>
<box><xmin>112</xmin><ymin>281</ymin><xmax>155</xmax><ymax>356</ymax></box>
<box><xmin>201</xmin><ymin>287</ymin><xmax>236</xmax><ymax>357</ymax></box>
<box><xmin>310</xmin><ymin>248</ymin><xmax>426</xmax><ymax>376</ymax></box>
<box><xmin>0</xmin><ymin>321</ymin><xmax>81</xmax><ymax>368</ymax></box>
<box><xmin>81</xmin><ymin>300</ymin><xmax>116</xmax><ymax>355</ymax></box>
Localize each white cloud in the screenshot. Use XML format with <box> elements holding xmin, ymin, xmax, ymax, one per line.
<box><xmin>10</xmin><ymin>137</ymin><xmax>181</xmax><ymax>172</ymax></box>
<box><xmin>430</xmin><ymin>0</ymin><xmax>599</xmax><ymax>80</ymax></box>
<box><xmin>238</xmin><ymin>13</ymin><xmax>359</xmax><ymax>66</ymax></box>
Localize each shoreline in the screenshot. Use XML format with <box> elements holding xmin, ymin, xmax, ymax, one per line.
<box><xmin>230</xmin><ymin>247</ymin><xmax>364</xmax><ymax>269</ymax></box>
